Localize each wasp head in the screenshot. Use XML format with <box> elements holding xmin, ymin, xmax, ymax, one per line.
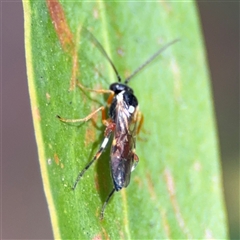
<box><xmin>110</xmin><ymin>83</ymin><xmax>133</xmax><ymax>95</ymax></box>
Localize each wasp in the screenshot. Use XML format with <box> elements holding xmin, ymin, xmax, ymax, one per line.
<box><xmin>57</xmin><ymin>27</ymin><xmax>178</xmax><ymax>219</ymax></box>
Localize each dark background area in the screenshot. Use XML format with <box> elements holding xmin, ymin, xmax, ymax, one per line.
<box><xmin>1</xmin><ymin>1</ymin><xmax>239</xmax><ymax>239</ymax></box>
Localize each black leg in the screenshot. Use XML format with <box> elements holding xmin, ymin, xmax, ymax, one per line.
<box><xmin>100</xmin><ymin>188</ymin><xmax>116</xmax><ymax>220</ymax></box>
<box><xmin>72</xmin><ymin>133</ymin><xmax>111</xmax><ymax>190</ymax></box>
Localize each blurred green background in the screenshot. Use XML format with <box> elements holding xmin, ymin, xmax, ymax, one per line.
<box><xmin>2</xmin><ymin>1</ymin><xmax>239</xmax><ymax>239</ymax></box>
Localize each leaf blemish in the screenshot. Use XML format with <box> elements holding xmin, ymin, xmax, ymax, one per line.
<box><xmin>34</xmin><ymin>107</ymin><xmax>41</xmax><ymax>121</ymax></box>
<box><xmin>92</xmin><ymin>234</ymin><xmax>102</xmax><ymax>240</ymax></box>
<box><xmin>193</xmin><ymin>161</ymin><xmax>202</xmax><ymax>171</ymax></box>
<box><xmin>146</xmin><ymin>172</ymin><xmax>157</xmax><ymax>200</ymax></box>
<box><xmin>46</xmin><ymin>0</ymin><xmax>74</xmax><ymax>52</ymax></box>
<box><xmin>54</xmin><ymin>153</ymin><xmax>60</xmax><ymax>165</ymax></box>
<box><xmin>46</xmin><ymin>0</ymin><xmax>80</xmax><ymax>90</ymax></box>
<box><xmin>93</xmin><ymin>8</ymin><xmax>99</xmax><ymax>19</ymax></box>
<box><xmin>117</xmin><ymin>47</ymin><xmax>125</xmax><ymax>57</ymax></box>
<box><xmin>94</xmin><ymin>173</ymin><xmax>100</xmax><ymax>191</ymax></box>
<box><xmin>164</xmin><ymin>168</ymin><xmax>192</xmax><ymax>238</ymax></box>
<box><xmin>70</xmin><ymin>42</ymin><xmax>79</xmax><ymax>90</ymax></box>
<box><xmin>157</xmin><ymin>37</ymin><xmax>164</xmax><ymax>45</ymax></box>
<box><xmin>146</xmin><ymin>173</ymin><xmax>171</xmax><ymax>238</ymax></box>
<box><xmin>47</xmin><ymin>158</ymin><xmax>52</xmax><ymax>165</ymax></box>
<box><xmin>84</xmin><ymin>124</ymin><xmax>96</xmax><ymax>147</ymax></box>
<box><xmin>204</xmin><ymin>229</ymin><xmax>214</xmax><ymax>239</ymax></box>
<box><xmin>101</xmin><ymin>226</ymin><xmax>110</xmax><ymax>240</ymax></box>
<box><xmin>124</xmin><ymin>70</ymin><xmax>131</xmax><ymax>80</ymax></box>
<box><xmin>133</xmin><ymin>176</ymin><xmax>143</xmax><ymax>188</ymax></box>
<box><xmin>46</xmin><ymin>92</ymin><xmax>51</xmax><ymax>101</ymax></box>
<box><xmin>161</xmin><ymin>210</ymin><xmax>171</xmax><ymax>239</ymax></box>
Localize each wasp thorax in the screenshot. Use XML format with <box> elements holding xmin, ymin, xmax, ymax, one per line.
<box><xmin>123</xmin><ymin>91</ymin><xmax>138</xmax><ymax>111</ymax></box>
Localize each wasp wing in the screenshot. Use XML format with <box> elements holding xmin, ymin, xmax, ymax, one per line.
<box><xmin>110</xmin><ymin>94</ymin><xmax>138</xmax><ymax>191</ymax></box>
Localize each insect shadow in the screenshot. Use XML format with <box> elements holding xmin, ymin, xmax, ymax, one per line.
<box><xmin>94</xmin><ymin>134</ymin><xmax>113</xmax><ymax>203</ymax></box>
<box><xmin>84</xmin><ymin>121</ymin><xmax>113</xmax><ymax>202</ymax></box>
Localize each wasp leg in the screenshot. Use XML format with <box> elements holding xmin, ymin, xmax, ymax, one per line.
<box><xmin>131</xmin><ymin>153</ymin><xmax>139</xmax><ymax>172</ymax></box>
<box><xmin>72</xmin><ymin>112</ymin><xmax>115</xmax><ymax>190</ymax></box>
<box><xmin>136</xmin><ymin>111</ymin><xmax>144</xmax><ymax>135</ymax></box>
<box><xmin>57</xmin><ymin>92</ymin><xmax>115</xmax><ymax>124</ymax></box>
<box><xmin>72</xmin><ymin>128</ymin><xmax>112</xmax><ymax>190</ymax></box>
<box><xmin>100</xmin><ymin>188</ymin><xmax>115</xmax><ymax>220</ymax></box>
<box><xmin>77</xmin><ymin>81</ymin><xmax>113</xmax><ymax>95</ymax></box>
<box><xmin>57</xmin><ymin>106</ymin><xmax>107</xmax><ymax>124</ymax></box>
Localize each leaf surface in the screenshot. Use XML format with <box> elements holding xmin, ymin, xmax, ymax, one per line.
<box><xmin>23</xmin><ymin>1</ymin><xmax>228</xmax><ymax>239</ymax></box>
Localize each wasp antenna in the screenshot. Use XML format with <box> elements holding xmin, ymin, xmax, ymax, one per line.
<box><xmin>81</xmin><ymin>27</ymin><xmax>122</xmax><ymax>82</ymax></box>
<box><xmin>124</xmin><ymin>39</ymin><xmax>180</xmax><ymax>84</ymax></box>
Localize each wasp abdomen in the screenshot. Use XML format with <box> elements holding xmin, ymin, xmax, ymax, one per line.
<box><xmin>111</xmin><ymin>156</ymin><xmax>134</xmax><ymax>191</ymax></box>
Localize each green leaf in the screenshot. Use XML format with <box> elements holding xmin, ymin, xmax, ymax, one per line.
<box><xmin>23</xmin><ymin>0</ymin><xmax>228</xmax><ymax>239</ymax></box>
